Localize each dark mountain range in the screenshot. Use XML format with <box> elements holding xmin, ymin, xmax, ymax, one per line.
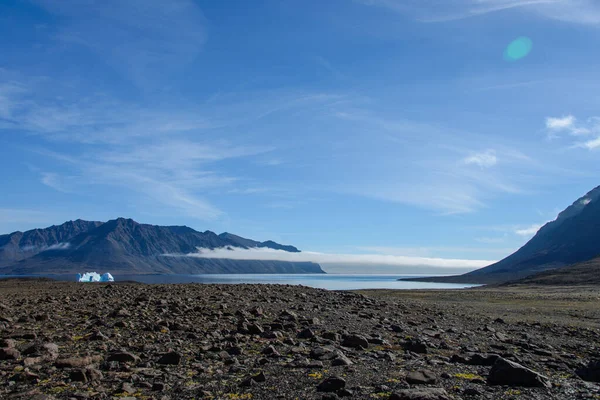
<box><xmin>404</xmin><ymin>185</ymin><xmax>600</xmax><ymax>284</ymax></box>
<box><xmin>0</xmin><ymin>218</ymin><xmax>323</xmax><ymax>275</ymax></box>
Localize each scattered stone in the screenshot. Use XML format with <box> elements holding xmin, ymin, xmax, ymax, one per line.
<box><xmin>0</xmin><ymin>339</ymin><xmax>16</xmax><ymax>348</ymax></box>
<box><xmin>106</xmin><ymin>351</ymin><xmax>140</xmax><ymax>364</ymax></box>
<box><xmin>389</xmin><ymin>388</ymin><xmax>451</xmax><ymax>400</ymax></box>
<box><xmin>55</xmin><ymin>356</ymin><xmax>93</xmax><ymax>368</ymax></box>
<box><xmin>332</xmin><ymin>355</ymin><xmax>353</xmax><ymax>366</ymax></box>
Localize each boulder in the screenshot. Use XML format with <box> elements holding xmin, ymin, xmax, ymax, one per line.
<box><xmin>487</xmin><ymin>357</ymin><xmax>551</xmax><ymax>388</ymax></box>
<box><xmin>406</xmin><ymin>370</ymin><xmax>438</xmax><ymax>385</ymax></box>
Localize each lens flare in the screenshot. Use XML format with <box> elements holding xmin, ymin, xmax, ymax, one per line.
<box><xmin>504</xmin><ymin>37</ymin><xmax>533</xmax><ymax>62</ymax></box>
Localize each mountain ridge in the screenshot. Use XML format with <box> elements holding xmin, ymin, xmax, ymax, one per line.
<box><xmin>0</xmin><ymin>218</ymin><xmax>324</xmax><ymax>275</ymax></box>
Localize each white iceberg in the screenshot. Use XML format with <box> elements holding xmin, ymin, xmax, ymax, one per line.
<box><xmin>77</xmin><ymin>272</ymin><xmax>114</xmax><ymax>282</ymax></box>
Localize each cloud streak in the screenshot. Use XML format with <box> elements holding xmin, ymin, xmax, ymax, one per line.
<box><xmin>545</xmin><ymin>114</ymin><xmax>600</xmax><ymax>149</ymax></box>
<box><xmin>515</xmin><ymin>224</ymin><xmax>542</xmax><ymax>236</ymax></box>
<box><xmin>37</xmin><ymin>139</ymin><xmax>273</xmax><ymax>221</ymax></box>
<box><xmin>357</xmin><ymin>0</ymin><xmax>600</xmax><ymax>25</ymax></box>
<box><xmin>463</xmin><ymin>150</ymin><xmax>498</xmax><ymax>168</ymax></box>
<box><xmin>179</xmin><ymin>246</ymin><xmax>494</xmax><ymax>271</ymax></box>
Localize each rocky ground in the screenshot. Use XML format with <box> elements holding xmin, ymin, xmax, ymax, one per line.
<box><xmin>1</xmin><ymin>279</ymin><xmax>600</xmax><ymax>399</ymax></box>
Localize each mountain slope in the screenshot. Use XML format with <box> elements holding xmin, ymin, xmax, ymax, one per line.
<box><xmin>0</xmin><ymin>218</ymin><xmax>324</xmax><ymax>275</ymax></box>
<box><xmin>502</xmin><ymin>257</ymin><xmax>600</xmax><ymax>286</ymax></box>
<box><xmin>404</xmin><ymin>185</ymin><xmax>600</xmax><ymax>284</ymax></box>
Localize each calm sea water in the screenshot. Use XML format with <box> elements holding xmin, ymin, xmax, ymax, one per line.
<box><xmin>0</xmin><ymin>274</ymin><xmax>479</xmax><ymax>291</ymax></box>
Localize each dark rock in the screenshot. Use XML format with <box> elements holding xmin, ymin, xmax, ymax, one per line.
<box><xmin>240</xmin><ymin>377</ymin><xmax>257</xmax><ymax>387</ymax></box>
<box><xmin>402</xmin><ymin>338</ymin><xmax>427</xmax><ymax>354</ymax></box>
<box><xmin>86</xmin><ymin>368</ymin><xmax>103</xmax><ymax>381</ymax></box>
<box><xmin>106</xmin><ymin>351</ymin><xmax>140</xmax><ymax>364</ymax></box>
<box><xmin>406</xmin><ymin>370</ymin><xmax>438</xmax><ymax>385</ymax></box>
<box><xmin>323</xmin><ymin>332</ymin><xmax>341</xmax><ymax>342</ymax></box>
<box><xmin>0</xmin><ymin>339</ymin><xmax>16</xmax><ymax>348</ymax></box>
<box><xmin>389</xmin><ymin>388</ymin><xmax>451</xmax><ymax>400</ymax></box>
<box><xmin>450</xmin><ymin>352</ymin><xmax>500</xmax><ymax>366</ymax></box>
<box><xmin>487</xmin><ymin>357</ymin><xmax>551</xmax><ymax>388</ymax></box>
<box><xmin>332</xmin><ymin>355</ymin><xmax>353</xmax><ymax>366</ymax></box>
<box><xmin>248</xmin><ymin>323</ymin><xmax>264</xmax><ymax>334</ymax></box>
<box><xmin>262</xmin><ymin>345</ymin><xmax>279</xmax><ymax>356</ymax></box>
<box><xmin>70</xmin><ymin>369</ymin><xmax>88</xmax><ymax>382</ymax></box>
<box><xmin>317</xmin><ymin>376</ymin><xmax>346</xmax><ymax>392</ymax></box>
<box><xmin>55</xmin><ymin>356</ymin><xmax>93</xmax><ymax>368</ymax></box>
<box><xmin>121</xmin><ymin>382</ymin><xmax>136</xmax><ymax>394</ymax></box>
<box><xmin>226</xmin><ymin>346</ymin><xmax>243</xmax><ymax>356</ymax></box>
<box><xmin>310</xmin><ymin>346</ymin><xmax>337</xmax><ymax>360</ymax></box>
<box><xmin>576</xmin><ymin>360</ymin><xmax>600</xmax><ymax>382</ymax></box>
<box><xmin>342</xmin><ymin>334</ymin><xmax>369</xmax><ymax>349</ymax></box>
<box><xmin>89</xmin><ymin>330</ymin><xmax>109</xmax><ymax>341</ymax></box>
<box><xmin>157</xmin><ymin>351</ymin><xmax>182</xmax><ymax>365</ymax></box>
<box><xmin>298</xmin><ymin>328</ymin><xmax>315</xmax><ymax>339</ymax></box>
<box><xmin>253</xmin><ymin>371</ymin><xmax>266</xmax><ymax>382</ymax></box>
<box><xmin>22</xmin><ymin>342</ymin><xmax>59</xmax><ymax>358</ymax></box>
<box><xmin>0</xmin><ymin>347</ymin><xmax>20</xmax><ymax>360</ymax></box>
<box><xmin>321</xmin><ymin>394</ymin><xmax>339</xmax><ymax>400</ymax></box>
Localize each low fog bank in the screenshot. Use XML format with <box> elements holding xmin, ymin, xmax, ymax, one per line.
<box><xmin>320</xmin><ymin>263</ymin><xmax>476</xmax><ymax>275</ymax></box>
<box><xmin>167</xmin><ymin>247</ymin><xmax>493</xmax><ymax>275</ymax></box>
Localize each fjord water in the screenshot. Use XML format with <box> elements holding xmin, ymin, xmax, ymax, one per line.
<box><xmin>1</xmin><ymin>274</ymin><xmax>479</xmax><ymax>290</ymax></box>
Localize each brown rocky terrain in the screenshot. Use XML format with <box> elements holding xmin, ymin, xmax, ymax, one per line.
<box><xmin>1</xmin><ymin>279</ymin><xmax>600</xmax><ymax>399</ymax></box>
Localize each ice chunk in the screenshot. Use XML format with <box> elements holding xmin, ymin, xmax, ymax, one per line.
<box><xmin>77</xmin><ymin>272</ymin><xmax>115</xmax><ymax>282</ymax></box>
<box><xmin>77</xmin><ymin>272</ymin><xmax>101</xmax><ymax>282</ymax></box>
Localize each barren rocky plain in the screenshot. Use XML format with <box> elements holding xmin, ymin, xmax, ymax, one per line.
<box><xmin>1</xmin><ymin>279</ymin><xmax>600</xmax><ymax>400</ymax></box>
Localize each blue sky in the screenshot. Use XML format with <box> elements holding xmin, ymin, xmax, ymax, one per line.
<box><xmin>1</xmin><ymin>0</ymin><xmax>600</xmax><ymax>272</ymax></box>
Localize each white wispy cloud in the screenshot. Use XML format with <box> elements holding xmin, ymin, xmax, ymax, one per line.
<box><xmin>546</xmin><ymin>115</ymin><xmax>576</xmax><ymax>131</ymax></box>
<box><xmin>545</xmin><ymin>114</ymin><xmax>600</xmax><ymax>149</ymax></box>
<box><xmin>0</xmin><ymin>70</ymin><xmax>343</xmax><ymax>146</ymax></box>
<box><xmin>41</xmin><ymin>172</ymin><xmax>72</xmax><ymax>193</ymax></box>
<box><xmin>356</xmin><ymin>0</ymin><xmax>600</xmax><ymax>25</ymax></box>
<box><xmin>463</xmin><ymin>150</ymin><xmax>497</xmax><ymax>168</ymax></box>
<box><xmin>354</xmin><ymin>183</ymin><xmax>485</xmax><ymax>215</ymax></box>
<box><xmin>357</xmin><ymin>245</ymin><xmax>515</xmax><ymax>257</ymax></box>
<box><xmin>175</xmin><ymin>246</ymin><xmax>494</xmax><ymax>271</ymax></box>
<box><xmin>332</xmin><ymin>111</ymin><xmax>534</xmax><ymax>214</ymax></box>
<box><xmin>515</xmin><ymin>223</ymin><xmax>542</xmax><ymax>236</ymax></box>
<box><xmin>38</xmin><ymin>139</ymin><xmax>273</xmax><ymax>221</ymax></box>
<box><xmin>582</xmin><ymin>137</ymin><xmax>600</xmax><ymax>150</ymax></box>
<box><xmin>45</xmin><ymin>242</ymin><xmax>71</xmax><ymax>251</ymax></box>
